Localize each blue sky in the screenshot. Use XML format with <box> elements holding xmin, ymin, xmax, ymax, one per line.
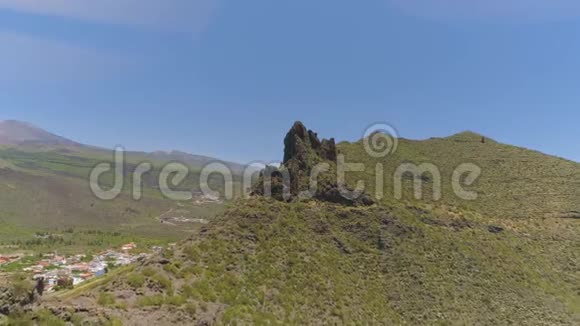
<box><xmin>0</xmin><ymin>0</ymin><xmax>579</xmax><ymax>163</ymax></box>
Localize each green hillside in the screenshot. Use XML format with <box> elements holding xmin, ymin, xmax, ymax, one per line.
<box><xmin>4</xmin><ymin>123</ymin><xmax>580</xmax><ymax>325</ymax></box>
<box><xmin>0</xmin><ymin>144</ymin><xmax>240</xmax><ymax>254</ymax></box>
<box><xmin>340</xmin><ymin>131</ymin><xmax>580</xmax><ymax>219</ymax></box>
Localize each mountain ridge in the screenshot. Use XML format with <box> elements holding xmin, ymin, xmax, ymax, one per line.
<box><xmin>0</xmin><ymin>120</ymin><xmax>248</xmax><ymax>170</ymax></box>
<box><xmin>0</xmin><ymin>120</ymin><xmax>81</xmax><ymax>147</ymax></box>
<box><xmin>3</xmin><ymin>121</ymin><xmax>576</xmax><ymax>325</ymax></box>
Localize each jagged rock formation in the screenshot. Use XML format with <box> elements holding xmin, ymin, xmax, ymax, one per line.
<box><xmin>0</xmin><ymin>282</ymin><xmax>39</xmax><ymax>317</ymax></box>
<box><xmin>253</xmin><ymin>121</ymin><xmax>374</xmax><ymax>206</ymax></box>
<box><xmin>283</xmin><ymin>121</ymin><xmax>337</xmax><ymax>165</ymax></box>
<box><xmin>0</xmin><ymin>287</ymin><xmax>14</xmax><ymax>316</ymax></box>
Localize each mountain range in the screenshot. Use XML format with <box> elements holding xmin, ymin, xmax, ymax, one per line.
<box><xmin>0</xmin><ymin>120</ymin><xmax>248</xmax><ymax>172</ymax></box>
<box><xmin>0</xmin><ymin>120</ymin><xmax>247</xmax><ymax>243</ymax></box>
<box><xmin>0</xmin><ymin>120</ymin><xmax>81</xmax><ymax>147</ymax></box>
<box><xmin>0</xmin><ymin>121</ymin><xmax>579</xmax><ymax>325</ymax></box>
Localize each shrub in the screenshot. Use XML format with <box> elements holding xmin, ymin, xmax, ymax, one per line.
<box><xmin>151</xmin><ymin>273</ymin><xmax>173</xmax><ymax>292</ymax></box>
<box><xmin>190</xmin><ymin>279</ymin><xmax>217</xmax><ymax>302</ymax></box>
<box><xmin>137</xmin><ymin>295</ymin><xmax>165</xmax><ymax>307</ymax></box>
<box><xmin>11</xmin><ymin>273</ymin><xmax>34</xmax><ymax>298</ymax></box>
<box><xmin>185</xmin><ymin>303</ymin><xmax>197</xmax><ymax>316</ymax></box>
<box><xmin>127</xmin><ymin>273</ymin><xmax>145</xmax><ymax>288</ymax></box>
<box><xmin>97</xmin><ymin>292</ymin><xmax>116</xmax><ymax>307</ymax></box>
<box><xmin>163</xmin><ymin>263</ymin><xmax>180</xmax><ymax>275</ymax></box>
<box><xmin>142</xmin><ymin>266</ymin><xmax>157</xmax><ymax>277</ymax></box>
<box><xmin>70</xmin><ymin>314</ymin><xmax>85</xmax><ymax>326</ymax></box>
<box><xmin>36</xmin><ymin>309</ymin><xmax>66</xmax><ymax>326</ymax></box>
<box><xmin>184</xmin><ymin>246</ymin><xmax>201</xmax><ymax>261</ymax></box>
<box><xmin>166</xmin><ymin>295</ymin><xmax>187</xmax><ymax>306</ymax></box>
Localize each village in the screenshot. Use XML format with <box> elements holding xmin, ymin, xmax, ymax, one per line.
<box><xmin>0</xmin><ymin>255</ymin><xmax>21</xmax><ymax>267</ymax></box>
<box><xmin>0</xmin><ymin>243</ymin><xmax>163</xmax><ymax>293</ymax></box>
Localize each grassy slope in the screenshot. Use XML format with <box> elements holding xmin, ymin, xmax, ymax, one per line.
<box><xmin>0</xmin><ymin>145</ymin><xmax>232</xmax><ymax>252</ymax></box>
<box><xmin>36</xmin><ymin>199</ymin><xmax>579</xmax><ymax>325</ymax></box>
<box><xmin>339</xmin><ymin>131</ymin><xmax>580</xmax><ymax>218</ymax></box>
<box><xmin>31</xmin><ymin>133</ymin><xmax>579</xmax><ymax>325</ymax></box>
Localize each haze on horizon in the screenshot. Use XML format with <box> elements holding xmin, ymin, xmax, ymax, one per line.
<box><xmin>0</xmin><ymin>0</ymin><xmax>578</xmax><ymax>163</ymax></box>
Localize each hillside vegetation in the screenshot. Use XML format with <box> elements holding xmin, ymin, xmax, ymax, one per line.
<box><xmin>0</xmin><ymin>146</ymin><xmax>233</xmax><ymax>249</ymax></box>
<box><xmin>4</xmin><ymin>123</ymin><xmax>580</xmax><ymax>325</ymax></box>
<box><xmin>0</xmin><ymin>122</ymin><xmax>246</xmax><ymax>253</ymax></box>
<box><xmin>339</xmin><ymin>131</ymin><xmax>580</xmax><ymax>219</ymax></box>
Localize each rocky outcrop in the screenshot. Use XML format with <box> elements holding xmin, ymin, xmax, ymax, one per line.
<box><xmin>487</xmin><ymin>225</ymin><xmax>505</xmax><ymax>234</ymax></box>
<box><xmin>557</xmin><ymin>211</ymin><xmax>580</xmax><ymax>219</ymax></box>
<box><xmin>253</xmin><ymin>121</ymin><xmax>374</xmax><ymax>206</ymax></box>
<box><xmin>0</xmin><ymin>285</ymin><xmax>39</xmax><ymax>317</ymax></box>
<box><xmin>281</xmin><ymin>122</ymin><xmax>338</xmax><ymax>196</ymax></box>
<box><xmin>544</xmin><ymin>211</ymin><xmax>580</xmax><ymax>220</ymax></box>
<box><xmin>0</xmin><ymin>287</ymin><xmax>13</xmax><ymax>316</ymax></box>
<box><xmin>283</xmin><ymin>121</ymin><xmax>337</xmax><ymax>165</ymax></box>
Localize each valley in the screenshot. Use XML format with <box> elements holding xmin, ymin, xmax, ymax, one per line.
<box><xmin>0</xmin><ymin>121</ymin><xmax>234</xmax><ymax>275</ymax></box>
<box><xmin>3</xmin><ymin>1</ymin><xmax>580</xmax><ymax>324</ymax></box>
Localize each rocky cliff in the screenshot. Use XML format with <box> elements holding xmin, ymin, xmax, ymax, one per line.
<box><xmin>253</xmin><ymin>121</ymin><xmax>374</xmax><ymax>206</ymax></box>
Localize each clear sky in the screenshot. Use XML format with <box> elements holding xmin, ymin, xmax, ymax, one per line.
<box><xmin>0</xmin><ymin>0</ymin><xmax>579</xmax><ymax>163</ymax></box>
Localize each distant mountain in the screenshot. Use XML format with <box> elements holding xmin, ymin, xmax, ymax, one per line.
<box><xmin>148</xmin><ymin>150</ymin><xmax>226</xmax><ymax>167</ymax></box>
<box><xmin>143</xmin><ymin>150</ymin><xmax>250</xmax><ymax>174</ymax></box>
<box><xmin>0</xmin><ymin>120</ymin><xmax>249</xmax><ymax>172</ymax></box>
<box><xmin>0</xmin><ymin>120</ymin><xmax>80</xmax><ymax>147</ymax></box>
<box><xmin>0</xmin><ymin>120</ymin><xmax>250</xmax><ymax>232</ymax></box>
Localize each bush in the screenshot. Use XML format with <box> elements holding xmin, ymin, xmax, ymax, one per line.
<box><xmin>178</xmin><ymin>265</ymin><xmax>204</xmax><ymax>279</ymax></box>
<box><xmin>11</xmin><ymin>273</ymin><xmax>34</xmax><ymax>298</ymax></box>
<box><xmin>21</xmin><ymin>309</ymin><xmax>66</xmax><ymax>326</ymax></box>
<box><xmin>185</xmin><ymin>303</ymin><xmax>197</xmax><ymax>316</ymax></box>
<box><xmin>163</xmin><ymin>263</ymin><xmax>180</xmax><ymax>275</ymax></box>
<box><xmin>137</xmin><ymin>295</ymin><xmax>165</xmax><ymax>307</ymax></box>
<box><xmin>166</xmin><ymin>295</ymin><xmax>187</xmax><ymax>306</ymax></box>
<box><xmin>184</xmin><ymin>246</ymin><xmax>201</xmax><ymax>261</ymax></box>
<box><xmin>151</xmin><ymin>274</ymin><xmax>173</xmax><ymax>292</ymax></box>
<box><xmin>188</xmin><ymin>279</ymin><xmax>217</xmax><ymax>302</ymax></box>
<box><xmin>127</xmin><ymin>273</ymin><xmax>145</xmax><ymax>288</ymax></box>
<box><xmin>142</xmin><ymin>266</ymin><xmax>156</xmax><ymax>277</ymax></box>
<box><xmin>98</xmin><ymin>292</ymin><xmax>116</xmax><ymax>307</ymax></box>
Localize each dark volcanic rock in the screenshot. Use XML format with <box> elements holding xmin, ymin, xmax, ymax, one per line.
<box><xmin>283</xmin><ymin>121</ymin><xmax>337</xmax><ymax>164</ymax></box>
<box><xmin>282</xmin><ymin>121</ymin><xmax>337</xmax><ymax>196</ymax></box>
<box><xmin>557</xmin><ymin>211</ymin><xmax>580</xmax><ymax>219</ymax></box>
<box><xmin>0</xmin><ymin>283</ymin><xmax>39</xmax><ymax>317</ymax></box>
<box><xmin>316</xmin><ymin>187</ymin><xmax>375</xmax><ymax>206</ymax></box>
<box><xmin>253</xmin><ymin>121</ymin><xmax>374</xmax><ymax>206</ymax></box>
<box><xmin>488</xmin><ymin>225</ymin><xmax>505</xmax><ymax>234</ymax></box>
